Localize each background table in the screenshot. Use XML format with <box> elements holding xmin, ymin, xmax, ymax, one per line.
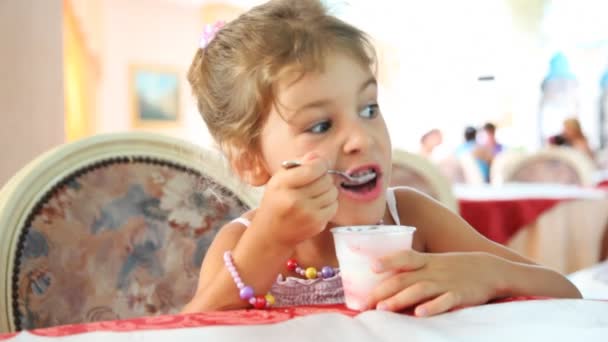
<box><xmin>455</xmin><ymin>183</ymin><xmax>608</xmax><ymax>274</ymax></box>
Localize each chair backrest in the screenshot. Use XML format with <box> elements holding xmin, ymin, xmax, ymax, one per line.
<box><xmin>457</xmin><ymin>153</ymin><xmax>486</xmax><ymax>185</ymax></box>
<box><xmin>490</xmin><ymin>149</ymin><xmax>526</xmax><ymax>185</ymax></box>
<box><xmin>435</xmin><ymin>154</ymin><xmax>485</xmax><ymax>185</ymax></box>
<box><xmin>390</xmin><ymin>149</ymin><xmax>458</xmax><ymax>212</ymax></box>
<box><xmin>497</xmin><ymin>147</ymin><xmax>596</xmax><ymax>186</ymax></box>
<box><xmin>0</xmin><ymin>132</ymin><xmax>257</xmax><ymax>332</ymax></box>
<box><xmin>596</xmin><ymin>148</ymin><xmax>608</xmax><ymax>170</ymax></box>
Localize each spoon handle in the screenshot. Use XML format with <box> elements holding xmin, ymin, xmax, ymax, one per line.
<box><xmin>282</xmin><ymin>160</ymin><xmax>346</xmax><ymax>178</ymax></box>
<box><xmin>282</xmin><ymin>160</ymin><xmax>341</xmax><ymax>174</ymax></box>
<box><xmin>281</xmin><ymin>160</ymin><xmax>302</xmax><ymax>169</ymax></box>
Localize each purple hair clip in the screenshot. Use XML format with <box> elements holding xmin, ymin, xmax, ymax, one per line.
<box><xmin>199</xmin><ymin>20</ymin><xmax>225</xmax><ymax>49</ymax></box>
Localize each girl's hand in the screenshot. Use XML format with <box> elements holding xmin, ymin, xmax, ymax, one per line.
<box><xmin>368</xmin><ymin>250</ymin><xmax>504</xmax><ymax>316</ymax></box>
<box><xmin>255</xmin><ymin>152</ymin><xmax>339</xmax><ymax>247</ymax></box>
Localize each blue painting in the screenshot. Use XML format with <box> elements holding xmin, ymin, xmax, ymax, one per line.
<box><xmin>132</xmin><ymin>67</ymin><xmax>179</xmax><ymax>124</ymax></box>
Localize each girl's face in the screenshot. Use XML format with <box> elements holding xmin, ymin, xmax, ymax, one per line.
<box><xmin>256</xmin><ymin>52</ymin><xmax>392</xmax><ymax>226</ymax></box>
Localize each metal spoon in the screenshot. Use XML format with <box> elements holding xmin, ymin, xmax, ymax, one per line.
<box><xmin>281</xmin><ymin>160</ymin><xmax>376</xmax><ymax>185</ymax></box>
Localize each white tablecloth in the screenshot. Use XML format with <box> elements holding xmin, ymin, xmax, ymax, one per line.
<box><xmin>569</xmin><ymin>261</ymin><xmax>608</xmax><ymax>299</ymax></box>
<box><xmin>454</xmin><ymin>183</ymin><xmax>608</xmax><ymax>200</ymax></box>
<box><xmin>10</xmin><ymin>300</ymin><xmax>608</xmax><ymax>342</ymax></box>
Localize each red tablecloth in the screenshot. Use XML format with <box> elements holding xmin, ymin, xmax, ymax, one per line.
<box><xmin>458</xmin><ymin>198</ymin><xmax>564</xmax><ymax>244</ymax></box>
<box><xmin>596</xmin><ymin>180</ymin><xmax>608</xmax><ymax>188</ymax></box>
<box><xmin>0</xmin><ymin>297</ymin><xmax>545</xmax><ymax>340</ymax></box>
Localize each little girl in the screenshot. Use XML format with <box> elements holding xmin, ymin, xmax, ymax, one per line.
<box><xmin>182</xmin><ymin>0</ymin><xmax>580</xmax><ymax>316</ymax></box>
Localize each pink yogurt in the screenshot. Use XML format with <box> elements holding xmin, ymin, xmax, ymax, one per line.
<box><xmin>331</xmin><ymin>225</ymin><xmax>416</xmax><ymax>310</ymax></box>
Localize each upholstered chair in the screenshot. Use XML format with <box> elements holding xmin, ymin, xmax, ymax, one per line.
<box><xmin>0</xmin><ymin>133</ymin><xmax>258</xmax><ymax>332</ymax></box>
<box><xmin>492</xmin><ymin>147</ymin><xmax>595</xmax><ymax>187</ymax></box>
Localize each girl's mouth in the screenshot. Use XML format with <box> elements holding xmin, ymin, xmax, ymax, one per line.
<box><xmin>339</xmin><ymin>165</ymin><xmax>383</xmax><ymax>201</ymax></box>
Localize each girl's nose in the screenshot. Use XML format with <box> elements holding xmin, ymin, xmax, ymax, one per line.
<box><xmin>342</xmin><ymin>121</ymin><xmax>373</xmax><ymax>155</ymax></box>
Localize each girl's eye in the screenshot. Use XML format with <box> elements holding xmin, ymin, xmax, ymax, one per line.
<box><xmin>306</xmin><ymin>120</ymin><xmax>332</xmax><ymax>134</ymax></box>
<box><xmin>359</xmin><ymin>104</ymin><xmax>379</xmax><ymax>119</ymax></box>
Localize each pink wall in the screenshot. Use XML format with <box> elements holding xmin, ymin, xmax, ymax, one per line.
<box><xmin>0</xmin><ymin>0</ymin><xmax>65</xmax><ymax>187</ymax></box>
<box><xmin>97</xmin><ymin>0</ymin><xmax>212</xmax><ymax>147</ymax></box>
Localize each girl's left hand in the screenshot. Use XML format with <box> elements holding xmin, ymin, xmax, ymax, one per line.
<box><xmin>368</xmin><ymin>250</ymin><xmax>504</xmax><ymax>317</ymax></box>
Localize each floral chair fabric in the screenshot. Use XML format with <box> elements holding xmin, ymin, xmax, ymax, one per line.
<box><xmin>0</xmin><ymin>133</ymin><xmax>254</xmax><ymax>332</ymax></box>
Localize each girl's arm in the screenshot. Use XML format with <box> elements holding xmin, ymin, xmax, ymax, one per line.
<box><xmin>394</xmin><ymin>187</ymin><xmax>581</xmax><ymax>299</ymax></box>
<box><xmin>183</xmin><ymin>154</ymin><xmax>337</xmax><ymax>312</ymax></box>
<box><xmin>182</xmin><ymin>212</ymin><xmax>294</xmax><ymax>313</ymax></box>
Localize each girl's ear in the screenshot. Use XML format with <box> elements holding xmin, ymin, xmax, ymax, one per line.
<box><xmin>231</xmin><ymin>150</ymin><xmax>270</xmax><ymax>186</ymax></box>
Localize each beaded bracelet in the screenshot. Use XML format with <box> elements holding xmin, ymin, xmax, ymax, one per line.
<box><xmin>223</xmin><ymin>250</ymin><xmax>275</xmax><ymax>309</ymax></box>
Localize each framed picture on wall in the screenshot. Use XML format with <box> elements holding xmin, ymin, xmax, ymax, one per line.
<box><xmin>130</xmin><ymin>65</ymin><xmax>180</xmax><ymax>128</ymax></box>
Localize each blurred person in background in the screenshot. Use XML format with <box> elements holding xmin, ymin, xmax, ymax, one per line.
<box><xmin>418</xmin><ymin>128</ymin><xmax>443</xmax><ymax>160</ymax></box>
<box><xmin>480</xmin><ymin>122</ymin><xmax>504</xmax><ymax>158</ymax></box>
<box><xmin>547</xmin><ymin>134</ymin><xmax>568</xmax><ymax>146</ymax></box>
<box><xmin>456</xmin><ymin>126</ymin><xmax>491</xmax><ymax>182</ymax></box>
<box><xmin>562</xmin><ymin>118</ymin><xmax>594</xmax><ymax>160</ymax></box>
<box><xmin>456</xmin><ymin>126</ymin><xmax>478</xmax><ymax>156</ymax></box>
<box><xmin>548</xmin><ymin>118</ymin><xmax>594</xmax><ymax>160</ymax></box>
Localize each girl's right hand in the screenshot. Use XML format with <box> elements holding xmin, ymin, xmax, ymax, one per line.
<box><xmin>254</xmin><ymin>152</ymin><xmax>339</xmax><ymax>247</ymax></box>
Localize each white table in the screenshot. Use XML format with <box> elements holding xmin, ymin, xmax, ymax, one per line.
<box><xmin>7</xmin><ymin>300</ymin><xmax>608</xmax><ymax>342</ymax></box>
<box><xmin>569</xmin><ymin>261</ymin><xmax>608</xmax><ymax>299</ymax></box>
<box><xmin>454</xmin><ymin>183</ymin><xmax>608</xmax><ymax>200</ymax></box>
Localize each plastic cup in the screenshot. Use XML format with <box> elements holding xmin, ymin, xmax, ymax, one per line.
<box><xmin>331</xmin><ymin>225</ymin><xmax>416</xmax><ymax>311</ymax></box>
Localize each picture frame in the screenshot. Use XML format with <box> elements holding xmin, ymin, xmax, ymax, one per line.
<box><xmin>130</xmin><ymin>65</ymin><xmax>180</xmax><ymax>128</ymax></box>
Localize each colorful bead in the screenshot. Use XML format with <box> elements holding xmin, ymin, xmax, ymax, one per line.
<box><xmin>321</xmin><ymin>266</ymin><xmax>335</xmax><ymax>279</ymax></box>
<box><xmin>239</xmin><ymin>286</ymin><xmax>254</xmax><ymax>300</ymax></box>
<box><xmin>253</xmin><ymin>296</ymin><xmax>267</xmax><ymax>309</ymax></box>
<box><xmin>305</xmin><ymin>267</ymin><xmax>318</xmax><ymax>279</ymax></box>
<box><xmin>286</xmin><ymin>258</ymin><xmax>340</xmax><ymax>280</ymax></box>
<box><xmin>286</xmin><ymin>259</ymin><xmax>298</xmax><ymax>271</ymax></box>
<box><xmin>265</xmin><ymin>293</ymin><xmax>275</xmax><ymax>306</ymax></box>
<box><xmin>224</xmin><ymin>250</ymin><xmax>274</xmax><ymax>309</ymax></box>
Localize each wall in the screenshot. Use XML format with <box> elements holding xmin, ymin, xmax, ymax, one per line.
<box><xmin>0</xmin><ymin>0</ymin><xmax>65</xmax><ymax>187</ymax></box>
<box><xmin>97</xmin><ymin>0</ymin><xmax>212</xmax><ymax>147</ymax></box>
<box><xmin>200</xmin><ymin>2</ymin><xmax>244</xmax><ymax>22</ymax></box>
<box><xmin>65</xmin><ymin>0</ymin><xmax>99</xmax><ymax>141</ymax></box>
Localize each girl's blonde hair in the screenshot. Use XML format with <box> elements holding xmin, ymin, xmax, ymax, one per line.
<box><xmin>188</xmin><ymin>0</ymin><xmax>376</xmax><ymax>160</ymax></box>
